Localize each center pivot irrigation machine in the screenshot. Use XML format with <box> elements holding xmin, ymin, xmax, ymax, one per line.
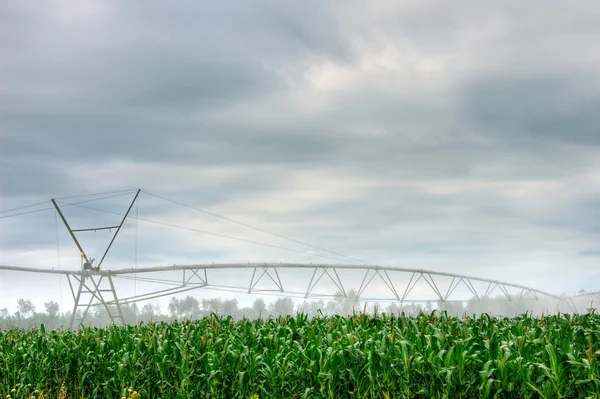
<box><xmin>1</xmin><ymin>189</ymin><xmax>598</xmax><ymax>329</ymax></box>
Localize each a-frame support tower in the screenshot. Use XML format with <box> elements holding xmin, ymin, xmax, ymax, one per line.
<box><xmin>52</xmin><ymin>189</ymin><xmax>140</xmax><ymax>329</ymax></box>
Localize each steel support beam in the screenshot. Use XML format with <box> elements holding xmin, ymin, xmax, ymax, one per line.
<box><xmin>97</xmin><ymin>189</ymin><xmax>140</xmax><ymax>268</ymax></box>
<box><xmin>184</xmin><ymin>268</ymin><xmax>208</xmax><ymax>285</ymax></box>
<box><xmin>402</xmin><ymin>272</ymin><xmax>423</xmax><ymax>301</ymax></box>
<box><xmin>4</xmin><ymin>262</ymin><xmax>589</xmax><ymax>319</ymax></box>
<box><xmin>248</xmin><ymin>266</ymin><xmax>284</xmax><ymax>293</ymax></box>
<box><xmin>0</xmin><ymin>263</ymin><xmax>566</xmax><ymax>300</ymax></box>
<box><xmin>52</xmin><ymin>199</ymin><xmax>90</xmax><ymax>264</ymax></box>
<box><xmin>305</xmin><ymin>267</ymin><xmax>347</xmax><ymax>298</ymax></box>
<box><xmin>67</xmin><ymin>272</ymin><xmax>124</xmax><ymax>329</ymax></box>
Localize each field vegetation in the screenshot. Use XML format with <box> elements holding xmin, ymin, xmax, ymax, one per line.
<box><xmin>1</xmin><ymin>312</ymin><xmax>599</xmax><ymax>398</ymax></box>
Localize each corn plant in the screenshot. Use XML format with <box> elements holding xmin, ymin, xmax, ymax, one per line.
<box><xmin>1</xmin><ymin>312</ymin><xmax>599</xmax><ymax>398</ymax></box>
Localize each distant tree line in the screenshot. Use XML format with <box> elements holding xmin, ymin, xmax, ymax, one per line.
<box><xmin>0</xmin><ymin>288</ymin><xmax>590</xmax><ymax>329</ymax></box>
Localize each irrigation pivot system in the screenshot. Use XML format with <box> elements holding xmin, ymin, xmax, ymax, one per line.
<box><xmin>0</xmin><ymin>189</ymin><xmax>596</xmax><ymax>329</ymax></box>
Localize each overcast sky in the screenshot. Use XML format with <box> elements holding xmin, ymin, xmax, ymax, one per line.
<box><xmin>1</xmin><ymin>1</ymin><xmax>600</xmax><ymax>312</ymax></box>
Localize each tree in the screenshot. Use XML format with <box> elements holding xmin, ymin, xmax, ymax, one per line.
<box><xmin>252</xmin><ymin>298</ymin><xmax>267</xmax><ymax>319</ymax></box>
<box><xmin>168</xmin><ymin>297</ymin><xmax>179</xmax><ymax>318</ymax></box>
<box><xmin>169</xmin><ymin>296</ymin><xmax>201</xmax><ymax>320</ymax></box>
<box><xmin>44</xmin><ymin>301</ymin><xmax>60</xmax><ymax>319</ymax></box>
<box><xmin>298</xmin><ymin>300</ymin><xmax>326</xmax><ymax>318</ymax></box>
<box><xmin>201</xmin><ymin>298</ymin><xmax>222</xmax><ymax>316</ymax></box>
<box><xmin>221</xmin><ymin>299</ymin><xmax>239</xmax><ymax>317</ymax></box>
<box><xmin>17</xmin><ymin>298</ymin><xmax>35</xmax><ymax>318</ymax></box>
<box><xmin>121</xmin><ymin>303</ymin><xmax>140</xmax><ymax>324</ymax></box>
<box><xmin>139</xmin><ymin>303</ymin><xmax>158</xmax><ymax>322</ymax></box>
<box><xmin>269</xmin><ymin>297</ymin><xmax>295</xmax><ymax>317</ymax></box>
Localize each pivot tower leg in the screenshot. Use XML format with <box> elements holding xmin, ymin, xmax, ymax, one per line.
<box><xmin>67</xmin><ymin>273</ymin><xmax>125</xmax><ymax>329</ymax></box>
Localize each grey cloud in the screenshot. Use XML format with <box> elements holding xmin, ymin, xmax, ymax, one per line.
<box><xmin>460</xmin><ymin>73</ymin><xmax>600</xmax><ymax>147</ymax></box>
<box><xmin>578</xmin><ymin>250</ymin><xmax>600</xmax><ymax>257</ymax></box>
<box><xmin>0</xmin><ymin>156</ymin><xmax>75</xmax><ymax>199</ymax></box>
<box><xmin>3</xmin><ymin>1</ymin><xmax>353</xmax><ymax>113</ymax></box>
<box><xmin>1</xmin><ymin>110</ymin><xmax>335</xmax><ymax>185</ymax></box>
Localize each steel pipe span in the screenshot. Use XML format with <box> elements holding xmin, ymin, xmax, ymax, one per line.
<box><xmin>3</xmin><ymin>192</ymin><xmax>590</xmax><ymax>328</ymax></box>
<box><xmin>2</xmin><ymin>262</ymin><xmax>590</xmax><ymax>328</ymax></box>
<box><xmin>0</xmin><ymin>262</ymin><xmax>561</xmax><ymax>298</ymax></box>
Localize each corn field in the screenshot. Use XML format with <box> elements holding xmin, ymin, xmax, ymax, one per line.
<box><xmin>1</xmin><ymin>312</ymin><xmax>599</xmax><ymax>398</ymax></box>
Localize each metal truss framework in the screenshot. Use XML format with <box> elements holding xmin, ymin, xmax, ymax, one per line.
<box><xmin>562</xmin><ymin>290</ymin><xmax>600</xmax><ymax>313</ymax></box>
<box><xmin>66</xmin><ymin>273</ymin><xmax>124</xmax><ymax>328</ymax></box>
<box><xmin>2</xmin><ymin>189</ymin><xmax>595</xmax><ymax>329</ymax></box>
<box><xmin>2</xmin><ymin>262</ymin><xmax>588</xmax><ymax>329</ymax></box>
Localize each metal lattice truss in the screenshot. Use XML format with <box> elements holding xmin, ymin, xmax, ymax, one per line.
<box><xmin>1</xmin><ymin>262</ymin><xmax>584</xmax><ymax>329</ymax></box>
<box><xmin>1</xmin><ymin>191</ymin><xmax>594</xmax><ymax>329</ymax></box>
<box><xmin>561</xmin><ymin>290</ymin><xmax>600</xmax><ymax>313</ymax></box>
<box><xmin>66</xmin><ymin>273</ymin><xmax>124</xmax><ymax>327</ymax></box>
